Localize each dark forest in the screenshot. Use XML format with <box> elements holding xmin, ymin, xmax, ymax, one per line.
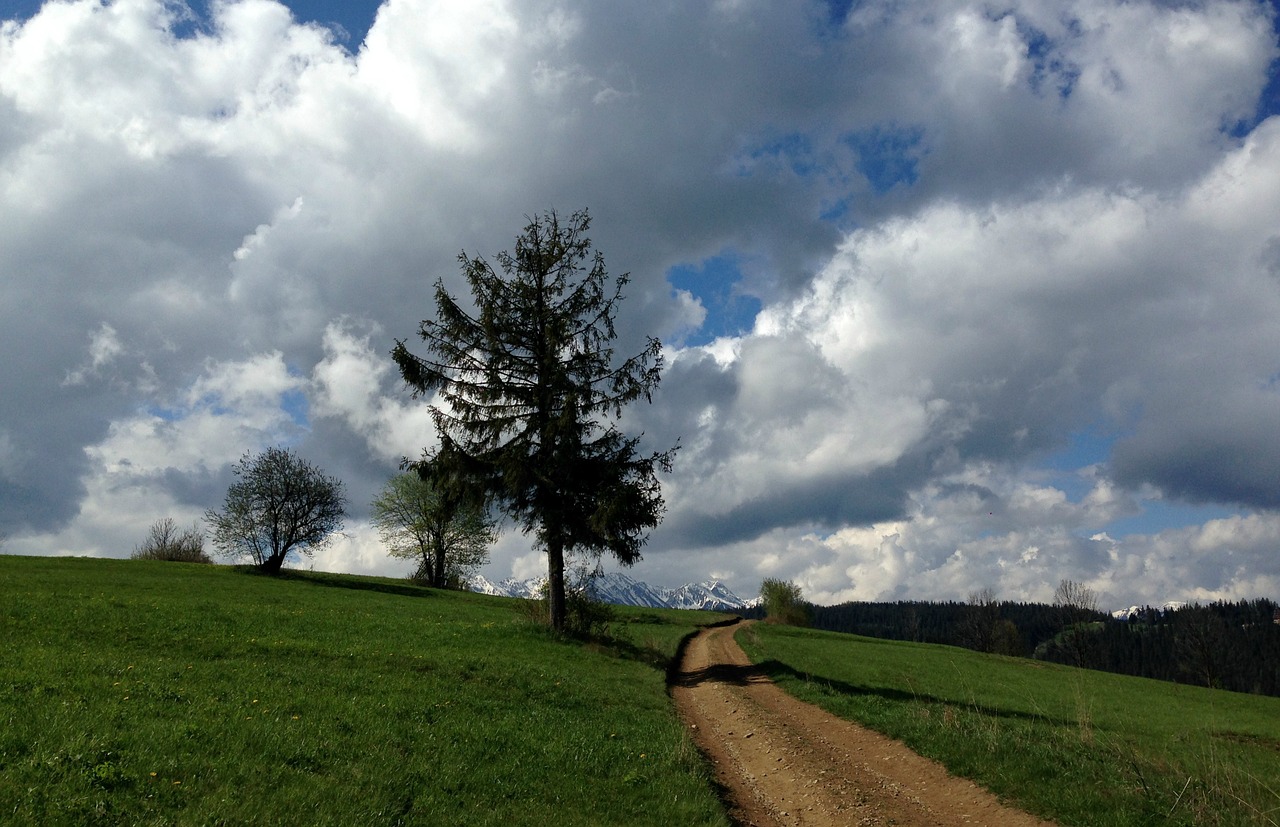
<box><xmin>746</xmin><ymin>597</ymin><xmax>1280</xmax><ymax>697</ymax></box>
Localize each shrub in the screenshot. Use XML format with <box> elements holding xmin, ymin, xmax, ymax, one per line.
<box><xmin>760</xmin><ymin>578</ymin><xmax>811</xmax><ymax>626</ymax></box>
<box><xmin>131</xmin><ymin>518</ymin><xmax>212</xmax><ymax>563</ymax></box>
<box><xmin>521</xmin><ymin>561</ymin><xmax>615</xmax><ymax>637</ymax></box>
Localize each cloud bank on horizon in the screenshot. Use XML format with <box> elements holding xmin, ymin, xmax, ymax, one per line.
<box><xmin>2</xmin><ymin>0</ymin><xmax>1279</xmax><ymax>609</ymax></box>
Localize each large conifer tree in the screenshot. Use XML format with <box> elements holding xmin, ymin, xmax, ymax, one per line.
<box><xmin>392</xmin><ymin>209</ymin><xmax>674</xmax><ymax>631</ymax></box>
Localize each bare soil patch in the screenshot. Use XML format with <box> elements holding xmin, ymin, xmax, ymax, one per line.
<box><xmin>671</xmin><ymin>620</ymin><xmax>1058</xmax><ymax>827</ymax></box>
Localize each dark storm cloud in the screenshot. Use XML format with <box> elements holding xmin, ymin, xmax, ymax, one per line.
<box><xmin>1112</xmin><ymin>397</ymin><xmax>1280</xmax><ymax>509</ymax></box>
<box><xmin>665</xmin><ymin>464</ymin><xmax>915</xmax><ymax>547</ymax></box>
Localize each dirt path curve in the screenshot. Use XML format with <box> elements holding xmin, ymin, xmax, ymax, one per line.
<box><xmin>671</xmin><ymin>620</ymin><xmax>1058</xmax><ymax>827</ymax></box>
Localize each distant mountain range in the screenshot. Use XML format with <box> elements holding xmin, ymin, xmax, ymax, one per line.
<box><xmin>468</xmin><ymin>571</ymin><xmax>757</xmax><ymax>612</ymax></box>
<box><xmin>470</xmin><ymin>576</ymin><xmax>1223</xmax><ymax>623</ymax></box>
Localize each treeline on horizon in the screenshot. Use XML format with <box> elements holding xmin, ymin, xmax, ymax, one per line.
<box><xmin>747</xmin><ymin>597</ymin><xmax>1280</xmax><ymax>697</ymax></box>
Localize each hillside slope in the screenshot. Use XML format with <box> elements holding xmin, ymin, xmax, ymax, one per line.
<box><xmin>0</xmin><ymin>556</ymin><xmax>729</xmax><ymax>826</ymax></box>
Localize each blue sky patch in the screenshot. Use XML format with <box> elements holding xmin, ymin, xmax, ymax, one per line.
<box><xmin>734</xmin><ymin>133</ymin><xmax>819</xmax><ymax>179</ymax></box>
<box><xmin>1230</xmin><ymin>40</ymin><xmax>1280</xmax><ymax>137</ymax></box>
<box><xmin>667</xmin><ymin>252</ymin><xmax>762</xmax><ymax>346</ymax></box>
<box><xmin>144</xmin><ymin>404</ymin><xmax>185</xmax><ymax>423</ymax></box>
<box><xmin>819</xmin><ymin>196</ymin><xmax>852</xmax><ymax>224</ymax></box>
<box><xmin>0</xmin><ymin>2</ymin><xmax>379</xmax><ymax>49</ymax></box>
<box><xmin>260</xmin><ymin>0</ymin><xmax>376</xmax><ymax>46</ymax></box>
<box><xmin>1043</xmin><ymin>425</ymin><xmax>1117</xmax><ymax>473</ymax></box>
<box><xmin>845</xmin><ymin>125</ymin><xmax>923</xmax><ymax>194</ymax></box>
<box><xmin>0</xmin><ymin>1</ymin><xmax>40</xmax><ymax>23</ymax></box>
<box><xmin>823</xmin><ymin>0</ymin><xmax>855</xmax><ymax>28</ymax></box>
<box><xmin>1008</xmin><ymin>16</ymin><xmax>1080</xmax><ymax>101</ymax></box>
<box><xmin>281</xmin><ymin>388</ymin><xmax>311</xmax><ymax>429</ymax></box>
<box><xmin>1106</xmin><ymin>499</ymin><xmax>1240</xmax><ymax>539</ymax></box>
<box><xmin>1037</xmin><ymin>426</ymin><xmax>1117</xmax><ymax>501</ymax></box>
<box><xmin>1039</xmin><ymin>424</ymin><xmax>1245</xmax><ymax>540</ymax></box>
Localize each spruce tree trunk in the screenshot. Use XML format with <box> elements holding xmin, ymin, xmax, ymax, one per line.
<box><xmin>547</xmin><ymin>538</ymin><xmax>567</xmax><ymax>632</ymax></box>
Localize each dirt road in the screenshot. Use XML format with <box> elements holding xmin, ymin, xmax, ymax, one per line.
<box><xmin>670</xmin><ymin>620</ymin><xmax>1057</xmax><ymax>827</ymax></box>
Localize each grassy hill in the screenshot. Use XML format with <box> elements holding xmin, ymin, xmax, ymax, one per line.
<box><xmin>739</xmin><ymin>622</ymin><xmax>1280</xmax><ymax>826</ymax></box>
<box><xmin>0</xmin><ymin>556</ymin><xmax>731</xmax><ymax>826</ymax></box>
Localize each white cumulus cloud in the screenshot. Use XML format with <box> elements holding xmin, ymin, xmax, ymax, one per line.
<box><xmin>2</xmin><ymin>0</ymin><xmax>1279</xmax><ymax>610</ymax></box>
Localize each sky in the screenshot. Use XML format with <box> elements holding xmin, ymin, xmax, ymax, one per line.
<box><xmin>2</xmin><ymin>0</ymin><xmax>1280</xmax><ymax>611</ymax></box>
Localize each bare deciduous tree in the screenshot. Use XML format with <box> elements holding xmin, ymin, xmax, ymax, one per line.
<box><xmin>1054</xmin><ymin>578</ymin><xmax>1101</xmax><ymax>667</ymax></box>
<box><xmin>1053</xmin><ymin>578</ymin><xmax>1099</xmax><ymax>614</ymax></box>
<box><xmin>958</xmin><ymin>588</ymin><xmax>1024</xmax><ymax>655</ymax></box>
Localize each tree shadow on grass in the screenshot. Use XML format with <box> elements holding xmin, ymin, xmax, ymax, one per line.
<box><xmin>593</xmin><ymin>636</ymin><xmax>671</xmax><ymax>671</ymax></box>
<box><xmin>240</xmin><ymin>567</ymin><xmax>438</xmax><ymax>600</ymax></box>
<box><xmin>510</xmin><ymin>609</ymin><xmax>677</xmax><ymax>672</ymax></box>
<box><xmin>753</xmin><ymin>659</ymin><xmax>1075</xmax><ymax>728</ymax></box>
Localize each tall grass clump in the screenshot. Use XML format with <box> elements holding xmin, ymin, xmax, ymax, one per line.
<box><xmin>0</xmin><ymin>556</ymin><xmax>730</xmax><ymax>826</ymax></box>
<box><xmin>739</xmin><ymin>622</ymin><xmax>1280</xmax><ymax>827</ymax></box>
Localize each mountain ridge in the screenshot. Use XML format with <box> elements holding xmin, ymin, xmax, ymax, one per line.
<box><xmin>468</xmin><ymin>571</ymin><xmax>756</xmax><ymax>612</ymax></box>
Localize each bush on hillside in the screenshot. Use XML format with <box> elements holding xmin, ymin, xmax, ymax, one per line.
<box><xmin>760</xmin><ymin>578</ymin><xmax>811</xmax><ymax>626</ymax></box>
<box><xmin>131</xmin><ymin>518</ymin><xmax>212</xmax><ymax>563</ymax></box>
<box><xmin>521</xmin><ymin>560</ymin><xmax>615</xmax><ymax>637</ymax></box>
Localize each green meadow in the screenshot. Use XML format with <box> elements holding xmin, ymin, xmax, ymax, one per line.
<box><xmin>7</xmin><ymin>556</ymin><xmax>1280</xmax><ymax>827</ymax></box>
<box><xmin>739</xmin><ymin>622</ymin><xmax>1280</xmax><ymax>827</ymax></box>
<box><xmin>0</xmin><ymin>556</ymin><xmax>730</xmax><ymax>826</ymax></box>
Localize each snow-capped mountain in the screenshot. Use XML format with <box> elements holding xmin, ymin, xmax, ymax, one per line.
<box><xmin>467</xmin><ymin>571</ymin><xmax>756</xmax><ymax>612</ymax></box>
<box><xmin>661</xmin><ymin>580</ymin><xmax>757</xmax><ymax>611</ymax></box>
<box><xmin>467</xmin><ymin>575</ymin><xmax>544</xmax><ymax>600</ymax></box>
<box><xmin>1111</xmin><ymin>601</ymin><xmax>1189</xmax><ymax>620</ymax></box>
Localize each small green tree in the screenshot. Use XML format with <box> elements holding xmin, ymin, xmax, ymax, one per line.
<box><xmin>371</xmin><ymin>470</ymin><xmax>495</xmax><ymax>588</ymax></box>
<box><xmin>760</xmin><ymin>578</ymin><xmax>810</xmax><ymax>626</ymax></box>
<box><xmin>205</xmin><ymin>446</ymin><xmax>346</xmax><ymax>574</ymax></box>
<box><xmin>131</xmin><ymin>517</ymin><xmax>211</xmax><ymax>563</ymax></box>
<box><xmin>392</xmin><ymin>208</ymin><xmax>676</xmax><ymax>631</ymax></box>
